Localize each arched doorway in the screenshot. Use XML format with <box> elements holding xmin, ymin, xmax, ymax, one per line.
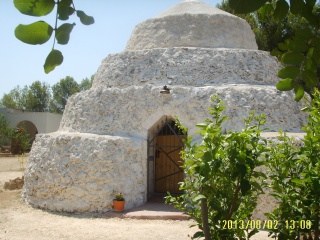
<box><xmin>147</xmin><ymin>116</ymin><xmax>186</xmax><ymax>198</ymax></box>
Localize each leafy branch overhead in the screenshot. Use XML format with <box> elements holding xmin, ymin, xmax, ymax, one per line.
<box><xmin>230</xmin><ymin>0</ymin><xmax>320</xmax><ymax>101</ymax></box>
<box><xmin>13</xmin><ymin>0</ymin><xmax>94</xmax><ymax>73</ymax></box>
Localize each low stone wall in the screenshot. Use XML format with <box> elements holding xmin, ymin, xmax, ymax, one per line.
<box><xmin>22</xmin><ymin>132</ymin><xmax>147</xmax><ymax>212</ymax></box>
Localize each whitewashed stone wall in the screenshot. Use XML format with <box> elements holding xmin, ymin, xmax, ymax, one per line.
<box><xmin>22</xmin><ymin>132</ymin><xmax>147</xmax><ymax>212</ymax></box>
<box><xmin>125</xmin><ymin>1</ymin><xmax>257</xmax><ymax>50</ymax></box>
<box><xmin>93</xmin><ymin>48</ymin><xmax>279</xmax><ymax>89</ymax></box>
<box><xmin>60</xmin><ymin>84</ymin><xmax>306</xmax><ymax>138</ymax></box>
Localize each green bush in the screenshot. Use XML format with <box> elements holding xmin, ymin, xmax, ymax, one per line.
<box><xmin>0</xmin><ymin>114</ymin><xmax>11</xmax><ymax>147</ymax></box>
<box><xmin>267</xmin><ymin>90</ymin><xmax>320</xmax><ymax>240</ymax></box>
<box><xmin>166</xmin><ymin>96</ymin><xmax>268</xmax><ymax>240</ymax></box>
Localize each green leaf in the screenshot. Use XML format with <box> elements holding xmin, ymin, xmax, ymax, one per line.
<box><xmin>236</xmin><ymin>163</ymin><xmax>247</xmax><ymax>177</ymax></box>
<box><xmin>240</xmin><ymin>179</ymin><xmax>251</xmax><ymax>195</ymax></box>
<box><xmin>276</xmin><ymin>78</ymin><xmax>294</xmax><ymax>91</ymax></box>
<box><xmin>44</xmin><ymin>49</ymin><xmax>63</xmax><ymax>74</ymax></box>
<box><xmin>278</xmin><ymin>42</ymin><xmax>288</xmax><ymax>51</ymax></box>
<box><xmin>196</xmin><ymin>123</ymin><xmax>208</xmax><ymax>129</ymax></box>
<box><xmin>306</xmin><ymin>0</ymin><xmax>316</xmax><ymax>6</ymax></box>
<box><xmin>57</xmin><ymin>0</ymin><xmax>73</xmax><ymax>20</ymax></box>
<box><xmin>251</xmin><ymin>181</ymin><xmax>264</xmax><ymax>192</ymax></box>
<box><xmin>308</xmin><ymin>48</ymin><xmax>320</xmax><ymax>64</ymax></box>
<box><xmin>288</xmin><ymin>37</ymin><xmax>308</xmax><ymax>53</ymax></box>
<box><xmin>273</xmin><ymin>0</ymin><xmax>289</xmax><ymax>21</ymax></box>
<box><xmin>76</xmin><ymin>10</ymin><xmax>95</xmax><ymax>25</ymax></box>
<box><xmin>296</xmin><ymin>28</ymin><xmax>313</xmax><ymax>41</ymax></box>
<box><xmin>294</xmin><ymin>84</ymin><xmax>305</xmax><ymax>102</ymax></box>
<box><xmin>290</xmin><ymin>0</ymin><xmax>305</xmax><ymax>14</ymax></box>
<box><xmin>301</xmin><ymin>5</ymin><xmax>319</xmax><ymax>27</ymax></box>
<box><xmin>271</xmin><ymin>48</ymin><xmax>283</xmax><ymax>57</ymax></box>
<box><xmin>193</xmin><ymin>195</ymin><xmax>206</xmax><ymax>202</ymax></box>
<box><xmin>229</xmin><ymin>0</ymin><xmax>268</xmax><ymax>14</ymax></box>
<box><xmin>302</xmin><ymin>70</ymin><xmax>318</xmax><ymax>87</ymax></box>
<box><xmin>258</xmin><ymin>3</ymin><xmax>274</xmax><ymax>21</ymax></box>
<box><xmin>278</xmin><ymin>66</ymin><xmax>300</xmax><ymax>79</ymax></box>
<box><xmin>14</xmin><ymin>0</ymin><xmax>55</xmax><ymax>16</ymax></box>
<box><xmin>15</xmin><ymin>21</ymin><xmax>53</xmax><ymax>45</ymax></box>
<box><xmin>203</xmin><ymin>151</ymin><xmax>212</xmax><ymax>162</ymax></box>
<box><xmin>193</xmin><ymin>231</ymin><xmax>204</xmax><ymax>239</ymax></box>
<box><xmin>281</xmin><ymin>51</ymin><xmax>304</xmax><ymax>65</ymax></box>
<box><xmin>312</xmin><ymin>38</ymin><xmax>320</xmax><ymax>49</ymax></box>
<box><xmin>55</xmin><ymin>23</ymin><xmax>75</xmax><ymax>45</ymax></box>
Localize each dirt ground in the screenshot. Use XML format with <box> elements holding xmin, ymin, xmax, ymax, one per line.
<box><xmin>0</xmin><ymin>156</ymin><xmax>271</xmax><ymax>240</ymax></box>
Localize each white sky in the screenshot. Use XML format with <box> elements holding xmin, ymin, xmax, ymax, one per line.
<box><xmin>0</xmin><ymin>0</ymin><xmax>221</xmax><ymax>98</ymax></box>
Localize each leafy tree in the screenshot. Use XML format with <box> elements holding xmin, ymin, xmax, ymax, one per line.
<box><xmin>50</xmin><ymin>76</ymin><xmax>80</xmax><ymax>113</ymax></box>
<box><xmin>1</xmin><ymin>75</ymin><xmax>93</xmax><ymax>113</ymax></box>
<box><xmin>217</xmin><ymin>0</ymin><xmax>313</xmax><ymax>52</ymax></box>
<box><xmin>25</xmin><ymin>81</ymin><xmax>51</xmax><ymax>112</ymax></box>
<box><xmin>229</xmin><ymin>0</ymin><xmax>320</xmax><ymax>101</ymax></box>
<box><xmin>0</xmin><ymin>86</ymin><xmax>28</xmax><ymax>109</ymax></box>
<box><xmin>13</xmin><ymin>0</ymin><xmax>94</xmax><ymax>73</ymax></box>
<box><xmin>79</xmin><ymin>75</ymin><xmax>94</xmax><ymax>91</ymax></box>
<box><xmin>166</xmin><ymin>96</ymin><xmax>268</xmax><ymax>240</ymax></box>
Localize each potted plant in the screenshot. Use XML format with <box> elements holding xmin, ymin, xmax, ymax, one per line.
<box><xmin>113</xmin><ymin>192</ymin><xmax>125</xmax><ymax>211</ymax></box>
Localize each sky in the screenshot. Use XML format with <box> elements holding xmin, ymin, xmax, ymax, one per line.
<box><xmin>0</xmin><ymin>0</ymin><xmax>221</xmax><ymax>98</ymax></box>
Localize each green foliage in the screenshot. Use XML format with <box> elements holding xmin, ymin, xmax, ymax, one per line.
<box><xmin>14</xmin><ymin>0</ymin><xmax>55</xmax><ymax>16</ymax></box>
<box><xmin>0</xmin><ymin>114</ymin><xmax>12</xmax><ymax>146</ymax></box>
<box><xmin>15</xmin><ymin>21</ymin><xmax>53</xmax><ymax>45</ymax></box>
<box><xmin>50</xmin><ymin>76</ymin><xmax>80</xmax><ymax>113</ymax></box>
<box><xmin>13</xmin><ymin>0</ymin><xmax>94</xmax><ymax>73</ymax></box>
<box><xmin>217</xmin><ymin>0</ymin><xmax>309</xmax><ymax>53</ymax></box>
<box><xmin>229</xmin><ymin>0</ymin><xmax>320</xmax><ymax>101</ymax></box>
<box><xmin>0</xmin><ymin>76</ymin><xmax>92</xmax><ymax>113</ymax></box>
<box><xmin>0</xmin><ymin>86</ymin><xmax>28</xmax><ymax>110</ymax></box>
<box><xmin>229</xmin><ymin>0</ymin><xmax>267</xmax><ymax>14</ymax></box>
<box><xmin>76</xmin><ymin>10</ymin><xmax>95</xmax><ymax>25</ymax></box>
<box><xmin>266</xmin><ymin>90</ymin><xmax>320</xmax><ymax>239</ymax></box>
<box><xmin>166</xmin><ymin>96</ymin><xmax>268</xmax><ymax>240</ymax></box>
<box><xmin>44</xmin><ymin>49</ymin><xmax>64</xmax><ymax>74</ymax></box>
<box><xmin>10</xmin><ymin>127</ymin><xmax>31</xmax><ymax>154</ymax></box>
<box><xmin>0</xmin><ymin>115</ymin><xmax>30</xmax><ymax>153</ymax></box>
<box><xmin>79</xmin><ymin>75</ymin><xmax>94</xmax><ymax>91</ymax></box>
<box><xmin>25</xmin><ymin>81</ymin><xmax>51</xmax><ymax>112</ymax></box>
<box><xmin>55</xmin><ymin>23</ymin><xmax>75</xmax><ymax>45</ymax></box>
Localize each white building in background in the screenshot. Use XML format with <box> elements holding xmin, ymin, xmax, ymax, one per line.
<box><xmin>0</xmin><ymin>108</ymin><xmax>62</xmax><ymax>146</ymax></box>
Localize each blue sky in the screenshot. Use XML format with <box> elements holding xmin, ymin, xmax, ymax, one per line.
<box><xmin>0</xmin><ymin>0</ymin><xmax>221</xmax><ymax>98</ymax></box>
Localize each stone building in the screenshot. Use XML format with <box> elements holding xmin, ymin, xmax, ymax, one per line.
<box><xmin>22</xmin><ymin>1</ymin><xmax>306</xmax><ymax>214</ymax></box>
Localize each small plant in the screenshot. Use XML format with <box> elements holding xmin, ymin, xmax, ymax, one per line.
<box><xmin>114</xmin><ymin>192</ymin><xmax>124</xmax><ymax>201</ymax></box>
<box><xmin>17</xmin><ymin>153</ymin><xmax>27</xmax><ymax>171</ymax></box>
<box><xmin>10</xmin><ymin>127</ymin><xmax>31</xmax><ymax>155</ymax></box>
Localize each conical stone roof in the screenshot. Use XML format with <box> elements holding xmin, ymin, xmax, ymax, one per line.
<box><xmin>125</xmin><ymin>0</ymin><xmax>258</xmax><ymax>50</ymax></box>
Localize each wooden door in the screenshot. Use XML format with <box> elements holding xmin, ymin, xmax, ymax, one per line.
<box><xmin>155</xmin><ymin>135</ymin><xmax>184</xmax><ymax>193</ymax></box>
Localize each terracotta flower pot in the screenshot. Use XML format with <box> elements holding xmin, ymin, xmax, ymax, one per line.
<box><xmin>113</xmin><ymin>199</ymin><xmax>125</xmax><ymax>211</ymax></box>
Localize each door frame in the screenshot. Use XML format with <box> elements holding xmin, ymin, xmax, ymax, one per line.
<box><xmin>147</xmin><ymin>116</ymin><xmax>185</xmax><ymax>199</ymax></box>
